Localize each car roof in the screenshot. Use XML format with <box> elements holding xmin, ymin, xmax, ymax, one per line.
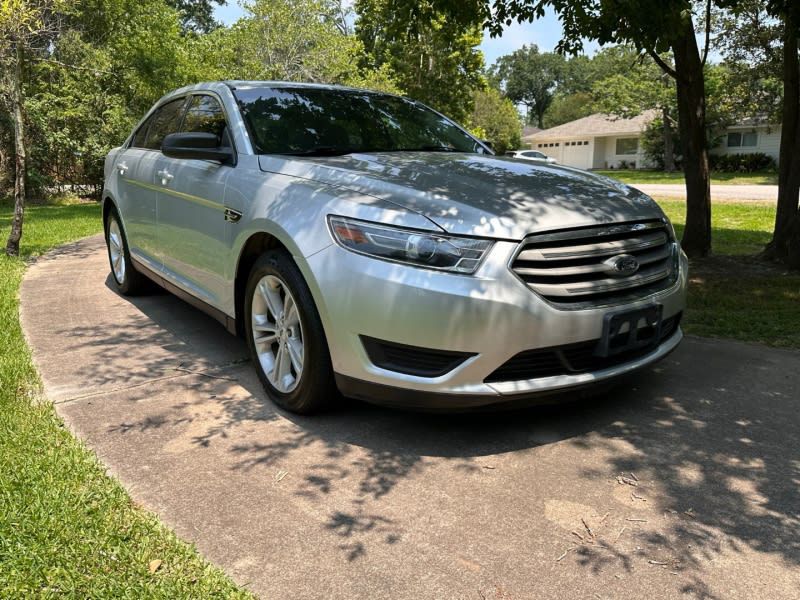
<box><xmin>158</xmin><ymin>80</ymin><xmax>402</xmax><ymax>106</ymax></box>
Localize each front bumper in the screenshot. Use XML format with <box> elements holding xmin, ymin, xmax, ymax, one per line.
<box><xmin>305</xmin><ymin>240</ymin><xmax>689</xmax><ymax>408</ymax></box>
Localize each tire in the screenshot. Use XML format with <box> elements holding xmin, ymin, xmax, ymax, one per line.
<box><xmin>244</xmin><ymin>250</ymin><xmax>336</xmax><ymax>414</ymax></box>
<box><xmin>105</xmin><ymin>209</ymin><xmax>150</xmax><ymax>296</ymax></box>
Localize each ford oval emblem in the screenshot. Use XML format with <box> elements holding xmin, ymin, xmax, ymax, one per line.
<box><xmin>603</xmin><ymin>254</ymin><xmax>640</xmax><ymax>277</ymax></box>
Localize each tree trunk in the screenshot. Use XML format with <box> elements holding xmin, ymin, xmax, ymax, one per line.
<box><xmin>763</xmin><ymin>20</ymin><xmax>800</xmax><ymax>269</ymax></box>
<box><xmin>5</xmin><ymin>43</ymin><xmax>27</xmax><ymax>257</ymax></box>
<box><xmin>671</xmin><ymin>22</ymin><xmax>712</xmax><ymax>258</ymax></box>
<box><xmin>662</xmin><ymin>106</ymin><xmax>676</xmax><ymax>172</ymax></box>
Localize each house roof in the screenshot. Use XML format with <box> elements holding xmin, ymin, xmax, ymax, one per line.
<box><xmin>521</xmin><ymin>125</ymin><xmax>543</xmax><ymax>141</ymax></box>
<box><xmin>529</xmin><ymin>110</ymin><xmax>659</xmax><ymax>141</ymax></box>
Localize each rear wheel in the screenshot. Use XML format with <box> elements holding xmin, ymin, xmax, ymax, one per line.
<box><xmin>105</xmin><ymin>209</ymin><xmax>149</xmax><ymax>296</ymax></box>
<box><xmin>244</xmin><ymin>250</ymin><xmax>336</xmax><ymax>414</ymax></box>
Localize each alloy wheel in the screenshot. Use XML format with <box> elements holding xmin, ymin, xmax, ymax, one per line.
<box><xmin>108</xmin><ymin>218</ymin><xmax>126</xmax><ymax>284</ymax></box>
<box><xmin>251</xmin><ymin>274</ymin><xmax>305</xmax><ymax>393</ymax></box>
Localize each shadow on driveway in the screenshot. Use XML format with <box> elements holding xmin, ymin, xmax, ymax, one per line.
<box><xmin>26</xmin><ymin>236</ymin><xmax>799</xmax><ymax>598</ymax></box>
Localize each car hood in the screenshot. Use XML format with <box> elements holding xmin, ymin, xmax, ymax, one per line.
<box><xmin>258</xmin><ymin>152</ymin><xmax>665</xmax><ymax>240</ymax></box>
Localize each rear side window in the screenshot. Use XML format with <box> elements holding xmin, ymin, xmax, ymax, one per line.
<box><xmin>144</xmin><ymin>98</ymin><xmax>187</xmax><ymax>151</ymax></box>
<box><xmin>131</xmin><ymin>115</ymin><xmax>153</xmax><ymax>148</ymax></box>
<box><xmin>182</xmin><ymin>95</ymin><xmax>230</xmax><ymax>146</ymax></box>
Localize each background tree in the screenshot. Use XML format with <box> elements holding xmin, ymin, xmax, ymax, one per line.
<box><xmin>431</xmin><ymin>0</ymin><xmax>746</xmax><ymax>258</ymax></box>
<box><xmin>715</xmin><ymin>0</ymin><xmax>783</xmax><ymax>123</ymax></box>
<box><xmin>542</xmin><ymin>92</ymin><xmax>593</xmax><ymax>128</ymax></box>
<box><xmin>166</xmin><ymin>0</ymin><xmax>227</xmax><ymax>34</ymax></box>
<box><xmin>1</xmin><ymin>0</ymin><xmax>66</xmax><ymax>256</ymax></box>
<box><xmin>202</xmin><ymin>0</ymin><xmax>400</xmax><ymax>91</ymax></box>
<box><xmin>490</xmin><ymin>45</ymin><xmax>564</xmax><ymax>127</ymax></box>
<box><xmin>591</xmin><ymin>57</ymin><xmax>679</xmax><ymax>172</ymax></box>
<box><xmin>355</xmin><ymin>0</ymin><xmax>484</xmax><ymax>123</ymax></box>
<box><xmin>764</xmin><ymin>0</ymin><xmax>800</xmax><ymax>267</ymax></box>
<box><xmin>469</xmin><ymin>87</ymin><xmax>521</xmax><ymax>153</ymax></box>
<box><xmin>539</xmin><ymin>45</ymin><xmax>645</xmax><ymax>128</ymax></box>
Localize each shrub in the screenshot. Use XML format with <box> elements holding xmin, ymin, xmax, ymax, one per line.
<box><xmin>708</xmin><ymin>152</ymin><xmax>776</xmax><ymax>173</ymax></box>
<box><xmin>641</xmin><ymin>117</ymin><xmax>682</xmax><ymax>171</ymax></box>
<box><xmin>469</xmin><ymin>88</ymin><xmax>522</xmax><ymax>155</ymax></box>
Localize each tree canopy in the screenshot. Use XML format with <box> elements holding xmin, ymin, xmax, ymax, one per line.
<box><xmin>489</xmin><ymin>45</ymin><xmax>564</xmax><ymax>128</ymax></box>
<box><xmin>355</xmin><ymin>0</ymin><xmax>485</xmax><ymax>123</ymax></box>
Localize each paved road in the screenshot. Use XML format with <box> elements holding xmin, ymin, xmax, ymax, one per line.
<box><xmin>21</xmin><ymin>236</ymin><xmax>800</xmax><ymax>600</ymax></box>
<box><xmin>633</xmin><ymin>183</ymin><xmax>778</xmax><ymax>202</ymax></box>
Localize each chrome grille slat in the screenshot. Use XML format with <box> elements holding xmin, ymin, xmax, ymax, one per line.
<box><xmin>514</xmin><ymin>246</ymin><xmax>672</xmax><ymax>278</ymax></box>
<box><xmin>517</xmin><ymin>231</ymin><xmax>668</xmax><ymax>261</ymax></box>
<box><xmin>532</xmin><ymin>267</ymin><xmax>671</xmax><ymax>298</ymax></box>
<box><xmin>512</xmin><ymin>220</ymin><xmax>678</xmax><ymax>308</ymax></box>
<box><xmin>526</xmin><ymin>221</ymin><xmax>665</xmax><ymax>244</ymax></box>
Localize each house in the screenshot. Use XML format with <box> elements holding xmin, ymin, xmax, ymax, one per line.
<box><xmin>526</xmin><ymin>111</ymin><xmax>782</xmax><ymax>170</ymax></box>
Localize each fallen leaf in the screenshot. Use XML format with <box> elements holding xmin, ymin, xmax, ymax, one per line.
<box><xmin>148</xmin><ymin>559</ymin><xmax>162</xmax><ymax>574</ymax></box>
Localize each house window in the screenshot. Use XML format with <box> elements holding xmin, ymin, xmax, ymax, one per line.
<box><xmin>615</xmin><ymin>138</ymin><xmax>639</xmax><ymax>155</ymax></box>
<box><xmin>728</xmin><ymin>131</ymin><xmax>758</xmax><ymax>147</ymax></box>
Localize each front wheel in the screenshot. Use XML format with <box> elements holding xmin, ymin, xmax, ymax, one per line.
<box><xmin>105</xmin><ymin>210</ymin><xmax>149</xmax><ymax>296</ymax></box>
<box><xmin>244</xmin><ymin>250</ymin><xmax>336</xmax><ymax>414</ymax></box>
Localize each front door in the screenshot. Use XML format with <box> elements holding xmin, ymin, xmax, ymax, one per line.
<box><xmin>153</xmin><ymin>93</ymin><xmax>235</xmax><ymax>311</ymax></box>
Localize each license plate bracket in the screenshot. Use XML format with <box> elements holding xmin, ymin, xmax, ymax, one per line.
<box><xmin>595</xmin><ymin>305</ymin><xmax>663</xmax><ymax>358</ymax></box>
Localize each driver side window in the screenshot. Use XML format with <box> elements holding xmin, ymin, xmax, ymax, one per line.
<box><xmin>144</xmin><ymin>98</ymin><xmax>187</xmax><ymax>151</ymax></box>
<box><xmin>182</xmin><ymin>95</ymin><xmax>231</xmax><ymax>147</ymax></box>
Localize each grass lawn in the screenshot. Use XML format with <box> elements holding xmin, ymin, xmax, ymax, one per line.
<box><xmin>657</xmin><ymin>199</ymin><xmax>800</xmax><ymax>349</ymax></box>
<box><xmin>0</xmin><ymin>199</ymin><xmax>251</xmax><ymax>598</ymax></box>
<box><xmin>595</xmin><ymin>169</ymin><xmax>778</xmax><ymax>186</ymax></box>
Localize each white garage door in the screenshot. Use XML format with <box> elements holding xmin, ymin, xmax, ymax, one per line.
<box><xmin>561</xmin><ymin>140</ymin><xmax>592</xmax><ymax>169</ymax></box>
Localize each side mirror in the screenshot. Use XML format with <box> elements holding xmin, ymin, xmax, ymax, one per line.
<box><xmin>162</xmin><ymin>132</ymin><xmax>234</xmax><ymax>163</ymax></box>
<box><xmin>481</xmin><ymin>139</ymin><xmax>494</xmax><ymax>151</ymax></box>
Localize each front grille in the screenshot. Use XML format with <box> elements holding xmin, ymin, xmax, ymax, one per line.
<box><xmin>360</xmin><ymin>336</ymin><xmax>475</xmax><ymax>378</ymax></box>
<box><xmin>511</xmin><ymin>220</ymin><xmax>678</xmax><ymax>308</ymax></box>
<box><xmin>485</xmin><ymin>312</ymin><xmax>681</xmax><ymax>383</ymax></box>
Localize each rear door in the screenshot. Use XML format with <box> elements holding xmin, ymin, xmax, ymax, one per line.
<box><xmin>121</xmin><ymin>98</ymin><xmax>188</xmax><ymax>269</ymax></box>
<box><xmin>152</xmin><ymin>93</ymin><xmax>235</xmax><ymax>310</ymax></box>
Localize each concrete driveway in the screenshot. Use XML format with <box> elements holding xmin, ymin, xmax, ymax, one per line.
<box><xmin>21</xmin><ymin>235</ymin><xmax>800</xmax><ymax>599</ymax></box>
<box><xmin>632</xmin><ymin>183</ymin><xmax>778</xmax><ymax>202</ymax></box>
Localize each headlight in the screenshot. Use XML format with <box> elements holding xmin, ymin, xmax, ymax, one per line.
<box><xmin>328</xmin><ymin>216</ymin><xmax>493</xmax><ymax>274</ymax></box>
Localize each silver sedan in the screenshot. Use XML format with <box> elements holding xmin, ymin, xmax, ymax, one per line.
<box><xmin>102</xmin><ymin>81</ymin><xmax>687</xmax><ymax>413</ymax></box>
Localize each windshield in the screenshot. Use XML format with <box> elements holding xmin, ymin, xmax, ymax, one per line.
<box><xmin>233</xmin><ymin>86</ymin><xmax>485</xmax><ymax>156</ymax></box>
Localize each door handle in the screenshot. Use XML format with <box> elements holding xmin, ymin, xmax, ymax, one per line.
<box><xmin>157</xmin><ymin>169</ymin><xmax>174</xmax><ymax>184</ymax></box>
<box><xmin>117</xmin><ymin>162</ymin><xmax>128</xmax><ymax>175</ymax></box>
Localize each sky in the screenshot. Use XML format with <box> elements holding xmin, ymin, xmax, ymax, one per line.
<box><xmin>213</xmin><ymin>2</ymin><xmax>600</xmax><ymax>67</ymax></box>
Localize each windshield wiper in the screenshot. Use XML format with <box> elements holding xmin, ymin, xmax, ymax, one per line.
<box><xmin>278</xmin><ymin>146</ymin><xmax>357</xmax><ymax>157</ymax></box>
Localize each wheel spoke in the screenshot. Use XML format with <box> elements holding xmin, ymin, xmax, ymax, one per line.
<box><xmin>283</xmin><ymin>293</ymin><xmax>296</xmax><ymax>325</ymax></box>
<box><xmin>254</xmin><ymin>332</ymin><xmax>278</xmax><ymax>346</ymax></box>
<box><xmin>274</xmin><ymin>343</ymin><xmax>292</xmax><ymax>389</ymax></box>
<box><xmin>259</xmin><ymin>280</ymin><xmax>283</xmax><ymax>320</ymax></box>
<box><xmin>287</xmin><ymin>337</ymin><xmax>303</xmax><ymax>373</ymax></box>
<box><xmin>253</xmin><ymin>322</ymin><xmax>277</xmax><ymax>333</ymax></box>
